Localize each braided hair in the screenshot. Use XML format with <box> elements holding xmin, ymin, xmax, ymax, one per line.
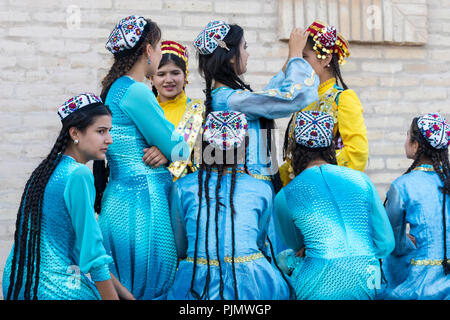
<box><xmin>94</xmin><ymin>18</ymin><xmax>161</xmax><ymax>213</ymax></box>
<box><xmin>197</xmin><ymin>24</ymin><xmax>283</xmax><ymax>194</ymax></box>
<box><xmin>404</xmin><ymin>117</ymin><xmax>450</xmax><ymax>275</ymax></box>
<box><xmin>6</xmin><ymin>103</ymin><xmax>112</xmax><ymax>300</ymax></box>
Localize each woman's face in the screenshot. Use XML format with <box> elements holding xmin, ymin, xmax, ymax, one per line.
<box><xmin>152</xmin><ymin>61</ymin><xmax>186</xmax><ymax>102</ymax></box>
<box><xmin>73</xmin><ymin>115</ymin><xmax>113</xmax><ymax>163</ymax></box>
<box><xmin>147</xmin><ymin>40</ymin><xmax>162</xmax><ymax>77</ymax></box>
<box><xmin>302</xmin><ymin>42</ymin><xmax>328</xmax><ymax>77</ymax></box>
<box><xmin>236</xmin><ymin>36</ymin><xmax>249</xmax><ymax>75</ymax></box>
<box><xmin>404</xmin><ymin>128</ymin><xmax>419</xmax><ymax>159</ymax></box>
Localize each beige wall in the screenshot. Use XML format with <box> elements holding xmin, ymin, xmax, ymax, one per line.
<box><xmin>0</xmin><ymin>0</ymin><xmax>449</xmax><ymax>298</ymax></box>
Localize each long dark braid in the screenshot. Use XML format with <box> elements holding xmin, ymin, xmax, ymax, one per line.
<box><xmin>214</xmin><ymin>164</ymin><xmax>225</xmax><ymax>300</ymax></box>
<box><xmin>229</xmin><ymin>164</ymin><xmax>239</xmax><ymax>299</ymax></box>
<box><xmin>404</xmin><ymin>117</ymin><xmax>450</xmax><ymax>274</ymax></box>
<box><xmin>200</xmin><ymin>165</ymin><xmax>213</xmax><ymax>300</ymax></box>
<box><xmin>94</xmin><ymin>18</ymin><xmax>161</xmax><ymax>214</ymax></box>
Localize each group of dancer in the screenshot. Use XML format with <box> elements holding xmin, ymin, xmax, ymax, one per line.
<box><xmin>2</xmin><ymin>15</ymin><xmax>449</xmax><ymax>300</ymax></box>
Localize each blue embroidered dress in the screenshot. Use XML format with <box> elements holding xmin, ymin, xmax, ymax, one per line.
<box><xmin>2</xmin><ymin>155</ymin><xmax>112</xmax><ymax>300</ymax></box>
<box><xmin>98</xmin><ymin>76</ymin><xmax>189</xmax><ymax>300</ymax></box>
<box><xmin>167</xmin><ymin>170</ymin><xmax>291</xmax><ymax>300</ymax></box>
<box><xmin>211</xmin><ymin>57</ymin><xmax>319</xmax><ymax>255</ymax></box>
<box><xmin>274</xmin><ymin>164</ymin><xmax>395</xmax><ymax>300</ymax></box>
<box><xmin>379</xmin><ymin>165</ymin><xmax>450</xmax><ymax>300</ymax></box>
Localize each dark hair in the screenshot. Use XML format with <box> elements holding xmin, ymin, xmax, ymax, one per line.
<box><xmin>189</xmin><ymin>137</ymin><xmax>294</xmax><ymax>299</ymax></box>
<box><xmin>404</xmin><ymin>117</ymin><xmax>450</xmax><ymax>275</ymax></box>
<box><xmin>290</xmin><ymin>142</ymin><xmax>337</xmax><ymax>176</ymax></box>
<box><xmin>152</xmin><ymin>53</ymin><xmax>187</xmax><ymax>97</ymax></box>
<box><xmin>306</xmin><ymin>37</ymin><xmax>348</xmax><ymax>90</ymax></box>
<box><xmin>197</xmin><ymin>24</ymin><xmax>283</xmax><ymax>194</ymax></box>
<box><xmin>6</xmin><ymin>103</ymin><xmax>112</xmax><ymax>300</ymax></box>
<box><xmin>94</xmin><ymin>18</ymin><xmax>161</xmax><ymax>213</ymax></box>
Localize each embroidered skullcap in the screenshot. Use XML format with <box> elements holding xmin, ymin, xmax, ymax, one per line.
<box><xmin>306</xmin><ymin>20</ymin><xmax>350</xmax><ymax>65</ymax></box>
<box><xmin>57</xmin><ymin>93</ymin><xmax>103</xmax><ymax>121</ymax></box>
<box><xmin>194</xmin><ymin>20</ymin><xmax>231</xmax><ymax>55</ymax></box>
<box><xmin>105</xmin><ymin>15</ymin><xmax>149</xmax><ymax>57</ymax></box>
<box><xmin>203</xmin><ymin>111</ymin><xmax>248</xmax><ymax>151</ymax></box>
<box><xmin>295</xmin><ymin>111</ymin><xmax>334</xmax><ymax>149</ymax></box>
<box><xmin>161</xmin><ymin>40</ymin><xmax>189</xmax><ymax>82</ymax></box>
<box><xmin>417</xmin><ymin>113</ymin><xmax>450</xmax><ymax>150</ymax></box>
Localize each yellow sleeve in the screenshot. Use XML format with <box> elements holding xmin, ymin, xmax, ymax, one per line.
<box><xmin>336</xmin><ymin>89</ymin><xmax>369</xmax><ymax>171</ymax></box>
<box><xmin>279</xmin><ymin>161</ymin><xmax>293</xmax><ymax>187</ymax></box>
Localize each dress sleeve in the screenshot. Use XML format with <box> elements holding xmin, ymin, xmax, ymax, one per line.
<box><xmin>64</xmin><ymin>165</ymin><xmax>113</xmax><ymax>282</ymax></box>
<box><xmin>364</xmin><ymin>174</ymin><xmax>395</xmax><ymax>259</ymax></box>
<box><xmin>264</xmin><ymin>70</ymin><xmax>285</xmax><ymax>90</ymax></box>
<box><xmin>273</xmin><ymin>189</ymin><xmax>304</xmax><ymax>251</ymax></box>
<box><xmin>226</xmin><ymin>57</ymin><xmax>319</xmax><ymax>120</ymax></box>
<box><xmin>336</xmin><ymin>89</ymin><xmax>369</xmax><ymax>171</ymax></box>
<box><xmin>169</xmin><ymin>182</ymin><xmax>188</xmax><ymax>259</ymax></box>
<box><xmin>120</xmin><ymin>81</ymin><xmax>190</xmax><ymax>162</ymax></box>
<box><xmin>384</xmin><ymin>182</ymin><xmax>416</xmax><ymax>257</ymax></box>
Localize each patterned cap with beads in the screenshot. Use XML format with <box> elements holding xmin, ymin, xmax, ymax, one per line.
<box><xmin>203</xmin><ymin>111</ymin><xmax>248</xmax><ymax>151</ymax></box>
<box><xmin>193</xmin><ymin>20</ymin><xmax>231</xmax><ymax>55</ymax></box>
<box><xmin>295</xmin><ymin>111</ymin><xmax>334</xmax><ymax>149</ymax></box>
<box><xmin>105</xmin><ymin>15</ymin><xmax>148</xmax><ymax>55</ymax></box>
<box><xmin>306</xmin><ymin>19</ymin><xmax>350</xmax><ymax>65</ymax></box>
<box><xmin>417</xmin><ymin>113</ymin><xmax>450</xmax><ymax>150</ymax></box>
<box><xmin>57</xmin><ymin>93</ymin><xmax>103</xmax><ymax>120</ymax></box>
<box><xmin>161</xmin><ymin>40</ymin><xmax>189</xmax><ymax>82</ymax></box>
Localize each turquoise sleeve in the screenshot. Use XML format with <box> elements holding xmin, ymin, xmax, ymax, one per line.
<box><xmin>273</xmin><ymin>189</ymin><xmax>304</xmax><ymax>251</ymax></box>
<box><xmin>264</xmin><ymin>70</ymin><xmax>285</xmax><ymax>90</ymax></box>
<box><xmin>64</xmin><ymin>165</ymin><xmax>112</xmax><ymax>282</ymax></box>
<box><xmin>364</xmin><ymin>175</ymin><xmax>396</xmax><ymax>259</ymax></box>
<box><xmin>227</xmin><ymin>57</ymin><xmax>319</xmax><ymax>120</ymax></box>
<box><xmin>121</xmin><ymin>82</ymin><xmax>190</xmax><ymax>162</ymax></box>
<box><xmin>169</xmin><ymin>182</ymin><xmax>188</xmax><ymax>259</ymax></box>
<box><xmin>384</xmin><ymin>182</ymin><xmax>416</xmax><ymax>257</ymax></box>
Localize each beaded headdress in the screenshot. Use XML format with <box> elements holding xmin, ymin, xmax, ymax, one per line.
<box><xmin>203</xmin><ymin>111</ymin><xmax>248</xmax><ymax>151</ymax></box>
<box><xmin>417</xmin><ymin>113</ymin><xmax>450</xmax><ymax>150</ymax></box>
<box><xmin>295</xmin><ymin>111</ymin><xmax>334</xmax><ymax>149</ymax></box>
<box><xmin>161</xmin><ymin>40</ymin><xmax>189</xmax><ymax>82</ymax></box>
<box><xmin>105</xmin><ymin>15</ymin><xmax>149</xmax><ymax>57</ymax></box>
<box><xmin>306</xmin><ymin>20</ymin><xmax>350</xmax><ymax>65</ymax></box>
<box><xmin>57</xmin><ymin>93</ymin><xmax>103</xmax><ymax>120</ymax></box>
<box><xmin>194</xmin><ymin>20</ymin><xmax>231</xmax><ymax>55</ymax></box>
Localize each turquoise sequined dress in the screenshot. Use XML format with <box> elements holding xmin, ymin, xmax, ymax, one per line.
<box><xmin>2</xmin><ymin>155</ymin><xmax>112</xmax><ymax>300</ymax></box>
<box><xmin>98</xmin><ymin>76</ymin><xmax>189</xmax><ymax>300</ymax></box>
<box><xmin>167</xmin><ymin>170</ymin><xmax>291</xmax><ymax>300</ymax></box>
<box><xmin>379</xmin><ymin>165</ymin><xmax>450</xmax><ymax>300</ymax></box>
<box><xmin>274</xmin><ymin>164</ymin><xmax>395</xmax><ymax>300</ymax></box>
<box><xmin>211</xmin><ymin>57</ymin><xmax>320</xmax><ymax>255</ymax></box>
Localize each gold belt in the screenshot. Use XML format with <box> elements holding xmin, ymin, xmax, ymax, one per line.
<box><xmin>185</xmin><ymin>252</ymin><xmax>265</xmax><ymax>266</ymax></box>
<box><xmin>252</xmin><ymin>174</ymin><xmax>272</xmax><ymax>181</ymax></box>
<box><xmin>410</xmin><ymin>259</ymin><xmax>445</xmax><ymax>266</ymax></box>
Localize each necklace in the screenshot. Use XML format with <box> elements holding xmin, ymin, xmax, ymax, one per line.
<box><xmin>412</xmin><ymin>164</ymin><xmax>434</xmax><ymax>172</ymax></box>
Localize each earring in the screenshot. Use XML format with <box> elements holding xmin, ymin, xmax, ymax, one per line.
<box><xmin>74</xmin><ymin>139</ymin><xmax>79</xmax><ymax>145</ymax></box>
<box><xmin>148</xmin><ymin>57</ymin><xmax>151</xmax><ymax>65</ymax></box>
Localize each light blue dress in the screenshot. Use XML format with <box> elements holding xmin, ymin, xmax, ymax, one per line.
<box><xmin>379</xmin><ymin>165</ymin><xmax>450</xmax><ymax>300</ymax></box>
<box><xmin>167</xmin><ymin>170</ymin><xmax>291</xmax><ymax>300</ymax></box>
<box><xmin>274</xmin><ymin>164</ymin><xmax>395</xmax><ymax>300</ymax></box>
<box><xmin>211</xmin><ymin>57</ymin><xmax>319</xmax><ymax>255</ymax></box>
<box><xmin>2</xmin><ymin>155</ymin><xmax>112</xmax><ymax>300</ymax></box>
<box><xmin>98</xmin><ymin>76</ymin><xmax>190</xmax><ymax>300</ymax></box>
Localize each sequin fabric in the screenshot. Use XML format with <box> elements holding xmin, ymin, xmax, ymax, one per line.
<box><xmin>2</xmin><ymin>156</ymin><xmax>102</xmax><ymax>300</ymax></box>
<box><xmin>283</xmin><ymin>165</ymin><xmax>381</xmax><ymax>299</ymax></box>
<box><xmin>98</xmin><ymin>76</ymin><xmax>177</xmax><ymax>300</ymax></box>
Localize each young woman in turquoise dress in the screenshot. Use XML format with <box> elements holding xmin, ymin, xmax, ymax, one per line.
<box><xmin>380</xmin><ymin>113</ymin><xmax>450</xmax><ymax>299</ymax></box>
<box><xmin>274</xmin><ymin>110</ymin><xmax>395</xmax><ymax>300</ymax></box>
<box><xmin>193</xmin><ymin>20</ymin><xmax>320</xmax><ymax>256</ymax></box>
<box><xmin>167</xmin><ymin>111</ymin><xmax>292</xmax><ymax>300</ymax></box>
<box><xmin>3</xmin><ymin>93</ymin><xmax>131</xmax><ymax>300</ymax></box>
<box><xmin>93</xmin><ymin>15</ymin><xmax>190</xmax><ymax>300</ymax></box>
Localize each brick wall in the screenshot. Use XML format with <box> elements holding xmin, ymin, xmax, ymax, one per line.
<box><xmin>1</xmin><ymin>0</ymin><xmax>449</xmax><ymax>298</ymax></box>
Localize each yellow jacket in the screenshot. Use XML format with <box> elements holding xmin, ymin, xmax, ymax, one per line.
<box><xmin>279</xmin><ymin>78</ymin><xmax>369</xmax><ymax>186</ymax></box>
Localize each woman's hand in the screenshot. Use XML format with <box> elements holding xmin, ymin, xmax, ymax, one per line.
<box><xmin>143</xmin><ymin>146</ymin><xmax>169</xmax><ymax>168</ymax></box>
<box><xmin>407</xmin><ymin>233</ymin><xmax>417</xmax><ymax>248</ymax></box>
<box><xmin>295</xmin><ymin>247</ymin><xmax>306</xmax><ymax>258</ymax></box>
<box><xmin>110</xmin><ymin>273</ymin><xmax>136</xmax><ymax>300</ymax></box>
<box><xmin>288</xmin><ymin>27</ymin><xmax>309</xmax><ymax>59</ymax></box>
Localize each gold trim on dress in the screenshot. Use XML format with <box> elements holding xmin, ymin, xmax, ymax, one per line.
<box><xmin>184</xmin><ymin>252</ymin><xmax>265</xmax><ymax>266</ymax></box>
<box><xmin>410</xmin><ymin>258</ymin><xmax>445</xmax><ymax>266</ymax></box>
<box><xmin>412</xmin><ymin>166</ymin><xmax>434</xmax><ymax>172</ymax></box>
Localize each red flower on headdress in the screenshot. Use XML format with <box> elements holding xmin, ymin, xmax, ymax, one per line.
<box><xmin>68</xmin><ymin>102</ymin><xmax>77</xmax><ymax>110</ymax></box>
<box><xmin>426</xmin><ymin>129</ymin><xmax>432</xmax><ymax>138</ymax></box>
<box><xmin>310</xmin><ymin>130</ymin><xmax>318</xmax><ymax>137</ymax></box>
<box><xmin>325</xmin><ymin>122</ymin><xmax>331</xmax><ymax>129</ymax></box>
<box><xmin>307</xmin><ymin>140</ymin><xmax>314</xmax><ymax>146</ymax></box>
<box><xmin>433</xmin><ymin>124</ymin><xmax>440</xmax><ymax>131</ymax></box>
<box><xmin>299</xmin><ymin>120</ymin><xmax>305</xmax><ymax>126</ymax></box>
<box><xmin>432</xmin><ymin>114</ymin><xmax>439</xmax><ymax>118</ymax></box>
